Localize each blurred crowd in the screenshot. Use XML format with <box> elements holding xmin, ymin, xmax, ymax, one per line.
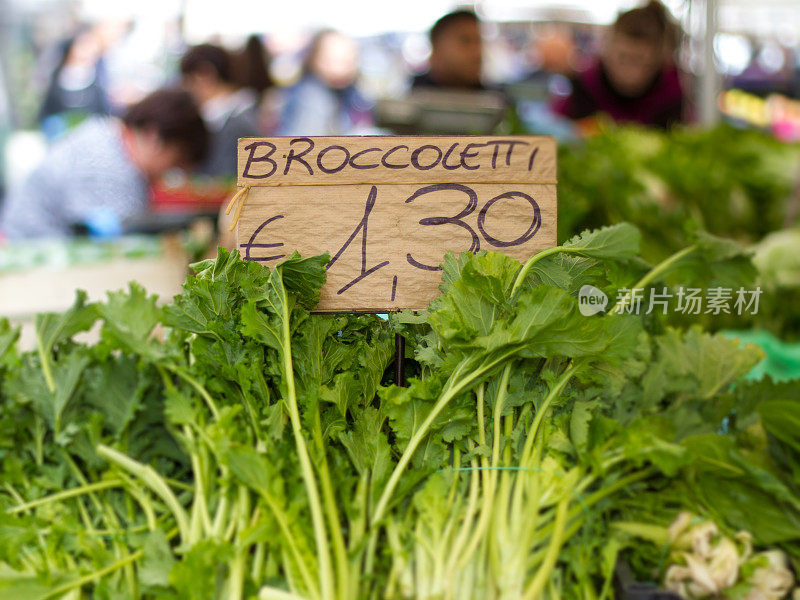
<box><xmin>1</xmin><ymin>1</ymin><xmax>689</xmax><ymax>239</ymax></box>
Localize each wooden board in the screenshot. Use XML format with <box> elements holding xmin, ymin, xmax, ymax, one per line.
<box><xmin>235</xmin><ymin>136</ymin><xmax>557</xmax><ymax>312</ymax></box>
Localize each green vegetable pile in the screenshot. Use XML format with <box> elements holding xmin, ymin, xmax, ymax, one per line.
<box><xmin>558</xmin><ymin>126</ymin><xmax>800</xmax><ymax>257</ymax></box>
<box><xmin>1</xmin><ymin>223</ymin><xmax>799</xmax><ymax>599</ymax></box>
<box><xmin>558</xmin><ymin>125</ymin><xmax>800</xmax><ymax>339</ymax></box>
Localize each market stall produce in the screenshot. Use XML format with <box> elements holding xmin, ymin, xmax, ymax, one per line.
<box><xmin>558</xmin><ymin>124</ymin><xmax>800</xmax><ymax>344</ymax></box>
<box><xmin>558</xmin><ymin>126</ymin><xmax>800</xmax><ymax>256</ymax></box>
<box><xmin>1</xmin><ymin>223</ymin><xmax>798</xmax><ymax>599</ymax></box>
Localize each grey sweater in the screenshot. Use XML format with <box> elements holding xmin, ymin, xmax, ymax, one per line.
<box><xmin>0</xmin><ymin>118</ymin><xmax>147</xmax><ymax>238</ymax></box>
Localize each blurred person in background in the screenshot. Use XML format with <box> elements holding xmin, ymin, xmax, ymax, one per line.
<box><xmin>278</xmin><ymin>29</ymin><xmax>372</xmax><ymax>136</ymax></box>
<box><xmin>234</xmin><ymin>35</ymin><xmax>279</xmax><ymax>135</ymax></box>
<box><xmin>508</xmin><ymin>27</ymin><xmax>580</xmax><ymax>139</ymax></box>
<box><xmin>0</xmin><ymin>89</ymin><xmax>207</xmax><ymax>239</ymax></box>
<box><xmin>180</xmin><ymin>43</ymin><xmax>262</xmax><ymax>179</ymax></box>
<box><xmin>553</xmin><ymin>0</ymin><xmax>684</xmax><ymax>130</ymax></box>
<box><xmin>235</xmin><ymin>35</ymin><xmax>274</xmax><ymax>105</ymax></box>
<box><xmin>38</xmin><ymin>25</ymin><xmax>112</xmax><ymax>140</ymax></box>
<box><xmin>520</xmin><ymin>27</ymin><xmax>576</xmax><ymax>91</ymax></box>
<box><xmin>412</xmin><ymin>10</ymin><xmax>485</xmax><ymax>90</ymax></box>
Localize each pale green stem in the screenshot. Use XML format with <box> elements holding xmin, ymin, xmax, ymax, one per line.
<box><xmin>257</xmin><ymin>492</ymin><xmax>320</xmax><ymax>600</ymax></box>
<box><xmin>41</xmin><ymin>550</ymin><xmax>143</xmax><ymax>600</ymax></box>
<box><xmin>115</xmin><ymin>472</ymin><xmax>158</xmax><ymax>531</ymax></box>
<box><xmin>96</xmin><ymin>444</ymin><xmax>191</xmax><ymax>545</ymax></box>
<box><xmin>522</xmin><ymin>495</ymin><xmax>570</xmax><ymax>600</ymax></box>
<box><xmin>446</xmin><ymin>451</ymin><xmax>482</xmax><ymax>575</ymax></box>
<box><xmin>184</xmin><ymin>427</ymin><xmax>213</xmax><ymax>542</ymax></box>
<box><xmin>511</xmin><ymin>247</ymin><xmax>570</xmax><ymax>296</ymax></box>
<box><xmin>372</xmin><ymin>349</ymin><xmax>517</xmax><ymax>526</ymax></box>
<box><xmin>226</xmin><ymin>486</ymin><xmax>250</xmax><ymax>600</ymax></box>
<box><xmin>252</xmin><ymin>541</ymin><xmax>266</xmax><ymax>584</ymax></box>
<box><xmin>36</xmin><ymin>337</ymin><xmax>56</xmax><ymax>393</ymax></box>
<box><xmin>165</xmin><ymin>364</ymin><xmax>221</xmax><ymax>420</ymax></box>
<box><xmin>491</xmin><ymin>366</ymin><xmax>513</xmax><ymax>467</ymax></box>
<box><xmin>313</xmin><ymin>411</ymin><xmax>349</xmax><ymax>600</ymax></box>
<box><xmin>609</xmin><ymin>245</ymin><xmax>697</xmax><ymax>315</ymax></box>
<box><xmin>519</xmin><ymin>366</ymin><xmax>575</xmax><ymax>469</ymax></box>
<box><xmin>259</xmin><ymin>588</ymin><xmax>310</xmax><ymax>600</ymax></box>
<box><xmin>7</xmin><ymin>480</ymin><xmax>123</xmax><ymax>514</ymax></box>
<box><xmin>279</xmin><ymin>294</ymin><xmax>334</xmax><ymax>600</ymax></box>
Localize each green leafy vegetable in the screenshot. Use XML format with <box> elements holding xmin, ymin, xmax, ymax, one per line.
<box><xmin>1</xmin><ymin>227</ymin><xmax>798</xmax><ymax>599</ymax></box>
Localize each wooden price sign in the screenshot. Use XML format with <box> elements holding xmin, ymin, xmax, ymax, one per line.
<box><xmin>233</xmin><ymin>136</ymin><xmax>557</xmax><ymax>312</ymax></box>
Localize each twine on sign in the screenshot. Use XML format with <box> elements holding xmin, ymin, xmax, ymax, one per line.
<box><xmin>225</xmin><ymin>185</ymin><xmax>251</xmax><ymax>231</ymax></box>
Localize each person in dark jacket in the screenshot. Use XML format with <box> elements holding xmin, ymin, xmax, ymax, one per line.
<box><xmin>180</xmin><ymin>44</ymin><xmax>261</xmax><ymax>178</ymax></box>
<box><xmin>553</xmin><ymin>1</ymin><xmax>684</xmax><ymax>129</ymax></box>
<box><xmin>39</xmin><ymin>26</ymin><xmax>112</xmax><ymax>139</ymax></box>
<box><xmin>278</xmin><ymin>30</ymin><xmax>372</xmax><ymax>136</ymax></box>
<box><xmin>412</xmin><ymin>10</ymin><xmax>485</xmax><ymax>91</ymax></box>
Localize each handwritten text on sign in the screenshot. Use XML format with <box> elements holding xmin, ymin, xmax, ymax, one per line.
<box><xmin>236</xmin><ymin>136</ymin><xmax>557</xmax><ymax>312</ymax></box>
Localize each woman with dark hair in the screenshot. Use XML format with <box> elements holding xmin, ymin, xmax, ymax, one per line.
<box><xmin>235</xmin><ymin>35</ymin><xmax>273</xmax><ymax>101</ymax></box>
<box><xmin>278</xmin><ymin>29</ymin><xmax>372</xmax><ymax>136</ymax></box>
<box><xmin>553</xmin><ymin>1</ymin><xmax>684</xmax><ymax>129</ymax></box>
<box><xmin>0</xmin><ymin>88</ymin><xmax>208</xmax><ymax>239</ymax></box>
<box><xmin>180</xmin><ymin>43</ymin><xmax>261</xmax><ymax>178</ymax></box>
<box><xmin>39</xmin><ymin>26</ymin><xmax>112</xmax><ymax>138</ymax></box>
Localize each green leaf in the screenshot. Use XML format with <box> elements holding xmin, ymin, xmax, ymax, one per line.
<box><xmin>240</xmin><ymin>300</ymin><xmax>282</xmax><ymax>357</ymax></box>
<box><xmin>439</xmin><ymin>250</ymin><xmax>472</xmax><ymax>294</ymax></box>
<box><xmin>0</xmin><ymin>571</ymin><xmax>54</xmax><ymax>600</ymax></box>
<box><xmin>428</xmin><ymin>251</ymin><xmax>520</xmax><ymax>343</ymax></box>
<box><xmin>164</xmin><ymin>278</ymin><xmax>236</xmax><ymax>338</ymax></box>
<box><xmin>758</xmin><ymin>400</ymin><xmax>800</xmax><ymax>453</ymax></box>
<box><xmin>692</xmin><ymin>474</ymin><xmax>800</xmax><ymax>545</ymax></box>
<box><xmin>169</xmin><ymin>539</ymin><xmax>232</xmax><ymax>600</ymax></box>
<box><xmin>382</xmin><ymin>374</ymin><xmax>455</xmax><ymax>469</ymax></box>
<box><xmin>486</xmin><ymin>287</ymin><xmax>641</xmax><ymax>367</ymax></box>
<box><xmin>84</xmin><ymin>355</ymin><xmax>149</xmax><ymax>437</ymax></box>
<box><xmin>0</xmin><ymin>318</ymin><xmax>20</xmax><ymax>363</ymax></box>
<box><xmin>34</xmin><ymin>290</ymin><xmax>96</xmax><ymax>391</ymax></box>
<box><xmin>34</xmin><ymin>290</ymin><xmax>97</xmax><ymax>351</ymax></box>
<box><xmin>0</xmin><ymin>514</ymin><xmax>38</xmax><ymax>569</ymax></box>
<box><xmin>561</xmin><ymin>223</ymin><xmax>641</xmax><ymax>260</ymax></box>
<box><xmin>727</xmin><ymin>378</ymin><xmax>800</xmax><ymax>428</ymax></box>
<box><xmin>278</xmin><ymin>253</ymin><xmax>329</xmax><ymax>311</ymax></box>
<box><xmin>693</xmin><ymin>229</ymin><xmax>751</xmax><ymax>262</ymax></box>
<box><xmin>526</xmin><ymin>254</ymin><xmax>606</xmax><ymax>295</ymax></box>
<box><xmin>321</xmin><ymin>372</ymin><xmax>360</xmax><ymax>417</ymax></box>
<box><xmin>240</xmin><ymin>253</ymin><xmax>327</xmax><ymax>353</ymax></box>
<box><xmin>225</xmin><ymin>445</ymin><xmax>272</xmax><ymax>497</ymax></box>
<box><xmin>139</xmin><ymin>529</ymin><xmax>175</xmax><ymax>588</ymax></box>
<box><xmin>10</xmin><ymin>348</ymin><xmax>91</xmax><ymax>434</ymax></box>
<box><xmin>569</xmin><ymin>400</ymin><xmax>596</xmax><ymax>454</ymax></box>
<box><xmin>98</xmin><ymin>283</ymin><xmax>164</xmax><ymax>358</ymax></box>
<box><xmin>640</xmin><ymin>327</ymin><xmax>763</xmax><ymax>406</ymax></box>
<box><xmin>164</xmin><ymin>387</ymin><xmax>197</xmax><ymax>427</ymax></box>
<box><xmin>189</xmin><ymin>246</ymin><xmax>269</xmax><ymax>300</ymax></box>
<box><xmin>338</xmin><ymin>406</ymin><xmax>392</xmax><ymax>486</ymax></box>
<box><xmin>666</xmin><ymin>229</ymin><xmax>758</xmax><ymax>289</ymax></box>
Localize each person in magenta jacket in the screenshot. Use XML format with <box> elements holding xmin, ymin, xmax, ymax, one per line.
<box><xmin>553</xmin><ymin>1</ymin><xmax>685</xmax><ymax>130</ymax></box>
